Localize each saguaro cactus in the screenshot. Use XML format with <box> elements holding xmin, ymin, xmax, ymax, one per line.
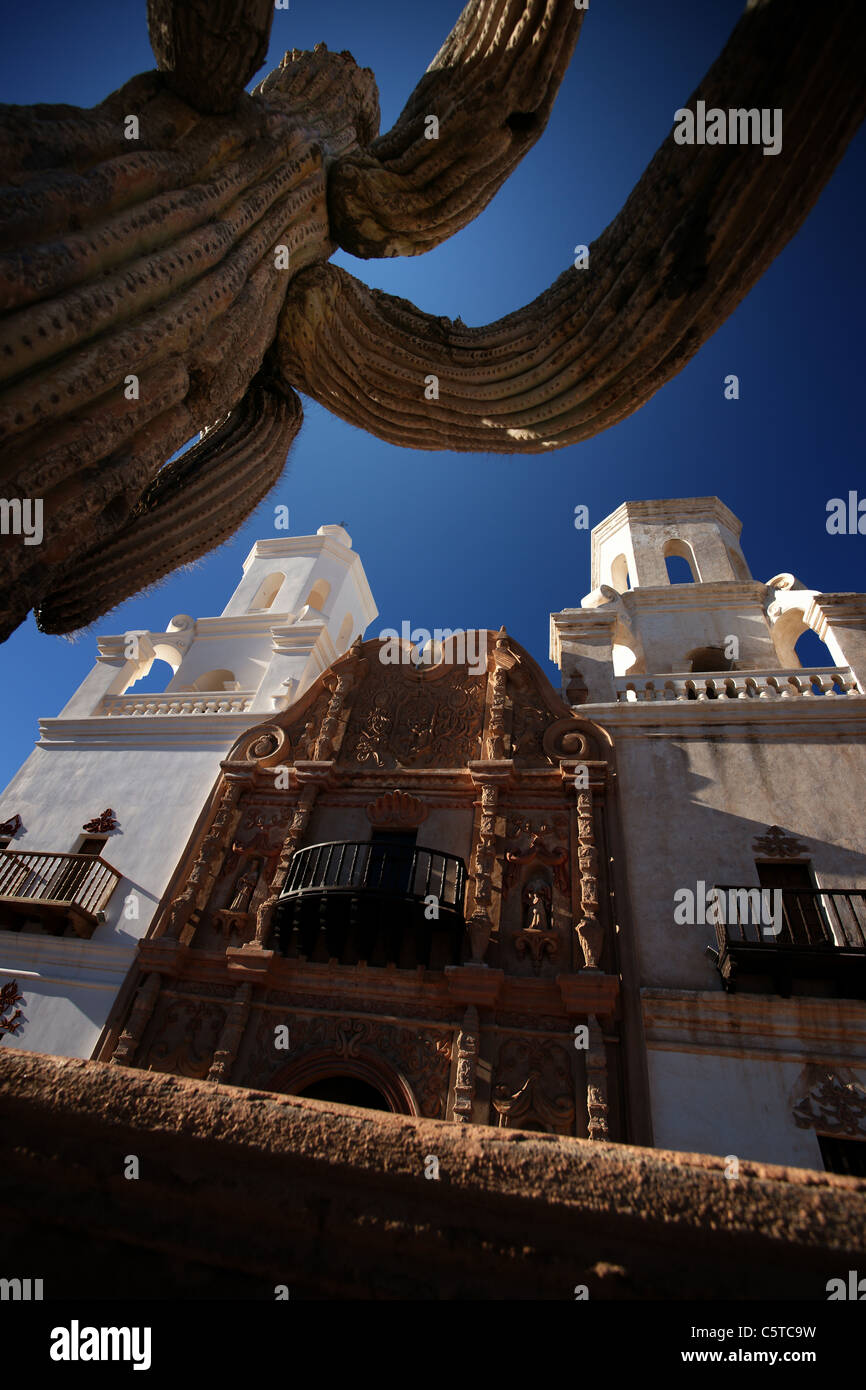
<box><xmin>1</xmin><ymin>0</ymin><xmax>864</xmax><ymax>639</ymax></box>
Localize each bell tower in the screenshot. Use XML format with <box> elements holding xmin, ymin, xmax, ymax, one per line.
<box><xmin>591</xmin><ymin>496</ymin><xmax>752</xmax><ymax>592</ymax></box>
<box><xmin>552</xmin><ymin>497</ymin><xmax>779</xmax><ymax>701</ymax></box>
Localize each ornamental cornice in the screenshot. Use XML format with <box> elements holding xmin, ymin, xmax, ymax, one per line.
<box><xmin>590</xmin><ymin>497</ymin><xmax>742</xmax><ymax>547</ymax></box>
<box><xmin>183</xmin><ymin>613</ymin><xmax>293</xmax><ymax>640</ymax></box>
<box><xmin>620</xmin><ymin>581</ymin><xmax>769</xmax><ymax>612</ymax></box>
<box><xmin>0</xmin><ymin>936</ymin><xmax>137</xmax><ymax>984</ymax></box>
<box><xmin>641</xmin><ymin>988</ymin><xmax>866</xmax><ymax>1065</ymax></box>
<box><xmin>576</xmin><ymin>699</ymin><xmax>866</xmax><ymax>738</ymax></box>
<box><xmin>804</xmin><ymin>592</ymin><xmax>866</xmax><ymax>635</ymax></box>
<box><xmin>38</xmin><ymin>713</ymin><xmax>258</xmax><ymax>749</ymax></box>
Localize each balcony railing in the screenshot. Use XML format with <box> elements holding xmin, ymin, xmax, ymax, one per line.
<box><xmin>712</xmin><ymin>885</ymin><xmax>866</xmax><ymax>998</ymax></box>
<box><xmin>0</xmin><ymin>850</ymin><xmax>122</xmax><ymax>937</ymax></box>
<box><xmin>275</xmin><ymin>840</ymin><xmax>467</xmax><ymax>969</ymax></box>
<box><xmin>100</xmin><ymin>691</ymin><xmax>255</xmax><ymax>716</ymax></box>
<box><xmin>616</xmin><ymin>667</ymin><xmax>861</xmax><ymax>702</ymax></box>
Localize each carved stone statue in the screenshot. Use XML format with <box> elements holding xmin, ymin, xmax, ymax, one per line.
<box><xmin>526</xmin><ymin>885</ymin><xmax>549</xmax><ymax>933</ymax></box>
<box><xmin>229</xmin><ymin>860</ymin><xmax>261</xmax><ymax>914</ymax></box>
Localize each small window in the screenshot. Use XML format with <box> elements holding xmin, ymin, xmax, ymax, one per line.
<box><xmin>250</xmin><ymin>572</ymin><xmax>285</xmax><ymax>611</ymax></box>
<box><xmin>610</xmin><ymin>553</ymin><xmax>632</xmax><ymax>593</ymax></box>
<box><xmin>663</xmin><ymin>537</ymin><xmax>700</xmax><ymax>583</ymax></box>
<box><xmin>305</xmin><ymin>579</ymin><xmax>331</xmax><ymax>612</ymax></box>
<box><xmin>689</xmin><ymin>646</ymin><xmax>733</xmax><ymax>674</ymax></box>
<box><xmin>0</xmin><ymin>837</ymin><xmax>11</xmax><ymax>851</ymax></box>
<box><xmin>665</xmin><ymin>553</ymin><xmax>695</xmax><ymax>584</ymax></box>
<box><xmin>193</xmin><ymin>669</ymin><xmax>237</xmax><ymax>693</ymax></box>
<box><xmin>818</xmin><ymin>1135</ymin><xmax>866</xmax><ymax>1177</ymax></box>
<box><xmin>77</xmin><ymin>836</ymin><xmax>108</xmax><ymax>857</ymax></box>
<box><xmin>756</xmin><ymin>861</ymin><xmax>823</xmax><ymax>945</ymax></box>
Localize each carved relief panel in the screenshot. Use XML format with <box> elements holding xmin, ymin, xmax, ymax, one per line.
<box><xmin>343</xmin><ymin>663</ymin><xmax>486</xmax><ymax>770</ymax></box>
<box><xmin>502</xmin><ymin>813</ymin><xmax>572</xmax><ymax>976</ymax></box>
<box><xmin>196</xmin><ymin>803</ymin><xmax>288</xmax><ymax>948</ymax></box>
<box><xmin>240</xmin><ymin>1009</ymin><xmax>455</xmax><ymax>1120</ymax></box>
<box><xmin>491</xmin><ymin>1036</ymin><xmax>577</xmax><ymax>1135</ymax></box>
<box><xmin>138</xmin><ymin>995</ymin><xmax>227</xmax><ymax>1080</ymax></box>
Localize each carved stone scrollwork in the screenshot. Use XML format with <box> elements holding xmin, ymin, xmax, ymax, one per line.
<box><xmin>492</xmin><ymin>1037</ymin><xmax>575</xmax><ymax>1134</ymax></box>
<box><xmin>207</xmin><ymin>983</ymin><xmax>252</xmax><ymax>1083</ymax></box>
<box><xmin>586</xmin><ymin>1015</ymin><xmax>610</xmax><ymax>1141</ymax></box>
<box><xmin>166</xmin><ymin>779</ymin><xmax>244</xmax><ymax>941</ymax></box>
<box><xmin>238</xmin><ymin>722</ymin><xmax>291</xmax><ymax>767</ymax></box>
<box><xmin>467</xmin><ymin>777</ymin><xmax>503</xmax><ymax>962</ymax></box>
<box><xmin>260</xmin><ymin>1014</ymin><xmax>452</xmax><ymax>1119</ymax></box>
<box><xmin>503</xmin><ymin>817</ymin><xmax>569</xmax><ymax>898</ymax></box>
<box><xmin>252</xmin><ymin>779</ymin><xmax>321</xmax><ymax>948</ymax></box>
<box><xmin>110</xmin><ymin>972</ymin><xmax>161</xmax><ymax>1066</ymax></box>
<box><xmin>514</xmin><ymin>928</ymin><xmax>559</xmax><ymax>970</ymax></box>
<box><xmin>83</xmin><ymin>808</ymin><xmax>119</xmax><ymax>833</ymax></box>
<box><xmin>484</xmin><ymin>629</ymin><xmax>515</xmax><ymax>760</ymax></box>
<box><xmin>214</xmin><ymin>908</ymin><xmax>255</xmax><ymax>945</ymax></box>
<box><xmin>143</xmin><ymin>997</ymin><xmax>226</xmax><ymax>1079</ymax></box>
<box><xmin>575</xmin><ymin>788</ymin><xmax>603</xmax><ymax>969</ymax></box>
<box><xmin>314</xmin><ymin>672</ymin><xmax>351</xmax><ymax>760</ymax></box>
<box><xmin>451</xmin><ymin>1005</ymin><xmax>479</xmax><ymax>1123</ymax></box>
<box><xmin>792</xmin><ymin>1072</ymin><xmax>866</xmax><ymax>1137</ymax></box>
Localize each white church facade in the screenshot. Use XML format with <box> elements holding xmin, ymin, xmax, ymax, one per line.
<box><xmin>0</xmin><ymin>524</ymin><xmax>376</xmax><ymax>1058</ymax></box>
<box><xmin>551</xmin><ymin>497</ymin><xmax>866</xmax><ymax>1172</ymax></box>
<box><xmin>2</xmin><ymin>498</ymin><xmax>865</xmax><ymax>1175</ymax></box>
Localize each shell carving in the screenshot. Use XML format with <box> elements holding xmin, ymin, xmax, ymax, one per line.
<box><xmin>366</xmin><ymin>789</ymin><xmax>428</xmax><ymax>831</ymax></box>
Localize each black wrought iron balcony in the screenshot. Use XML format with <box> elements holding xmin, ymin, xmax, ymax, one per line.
<box><xmin>275</xmin><ymin>840</ymin><xmax>467</xmax><ymax>969</ymax></box>
<box><xmin>711</xmin><ymin>886</ymin><xmax>866</xmax><ymax>998</ymax></box>
<box><xmin>0</xmin><ymin>849</ymin><xmax>122</xmax><ymax>938</ymax></box>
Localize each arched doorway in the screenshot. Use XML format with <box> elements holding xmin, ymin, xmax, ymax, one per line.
<box><xmin>296</xmin><ymin>1076</ymin><xmax>391</xmax><ymax>1111</ymax></box>
<box><xmin>271</xmin><ymin>1048</ymin><xmax>420</xmax><ymax>1115</ymax></box>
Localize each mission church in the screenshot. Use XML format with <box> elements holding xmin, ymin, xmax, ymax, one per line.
<box><xmin>1</xmin><ymin>496</ymin><xmax>865</xmax><ymax>1174</ymax></box>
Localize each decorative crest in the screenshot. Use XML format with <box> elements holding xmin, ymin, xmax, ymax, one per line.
<box><xmin>82</xmin><ymin>809</ymin><xmax>119</xmax><ymax>834</ymax></box>
<box><xmin>366</xmin><ymin>789</ymin><xmax>428</xmax><ymax>830</ymax></box>
<box><xmin>752</xmin><ymin>825</ymin><xmax>809</xmax><ymax>858</ymax></box>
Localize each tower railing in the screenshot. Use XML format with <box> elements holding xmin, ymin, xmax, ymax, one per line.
<box><xmin>615</xmin><ymin>667</ymin><xmax>860</xmax><ymax>702</ymax></box>
<box><xmin>100</xmin><ymin>691</ymin><xmax>256</xmax><ymax>716</ymax></box>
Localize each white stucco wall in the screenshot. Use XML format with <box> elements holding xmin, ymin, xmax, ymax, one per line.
<box><xmin>646</xmin><ymin>1049</ymin><xmax>828</xmax><ymax>1166</ymax></box>
<box><xmin>0</xmin><ymin>730</ymin><xmax>248</xmax><ymax>1059</ymax></box>
<box><xmin>642</xmin><ymin>990</ymin><xmax>866</xmax><ymax>1166</ymax></box>
<box><xmin>606</xmin><ymin>712</ymin><xmax>866</xmax><ymax>992</ymax></box>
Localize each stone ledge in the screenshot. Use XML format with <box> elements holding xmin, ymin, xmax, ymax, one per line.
<box><xmin>1</xmin><ymin>1049</ymin><xmax>863</xmax><ymax>1300</ymax></box>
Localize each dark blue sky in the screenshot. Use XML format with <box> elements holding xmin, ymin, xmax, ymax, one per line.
<box><xmin>1</xmin><ymin>0</ymin><xmax>864</xmax><ymax>788</ymax></box>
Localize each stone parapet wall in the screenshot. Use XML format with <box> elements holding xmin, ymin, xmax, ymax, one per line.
<box><xmin>1</xmin><ymin>1050</ymin><xmax>864</xmax><ymax>1300</ymax></box>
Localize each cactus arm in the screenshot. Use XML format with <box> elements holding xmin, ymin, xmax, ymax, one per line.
<box><xmin>33</xmin><ymin>384</ymin><xmax>303</xmax><ymax>635</ymax></box>
<box><xmin>327</xmin><ymin>0</ymin><xmax>585</xmax><ymax>258</ymax></box>
<box><xmin>147</xmin><ymin>0</ymin><xmax>275</xmax><ymax>115</ymax></box>
<box><xmin>281</xmin><ymin>0</ymin><xmax>866</xmax><ymax>449</ymax></box>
